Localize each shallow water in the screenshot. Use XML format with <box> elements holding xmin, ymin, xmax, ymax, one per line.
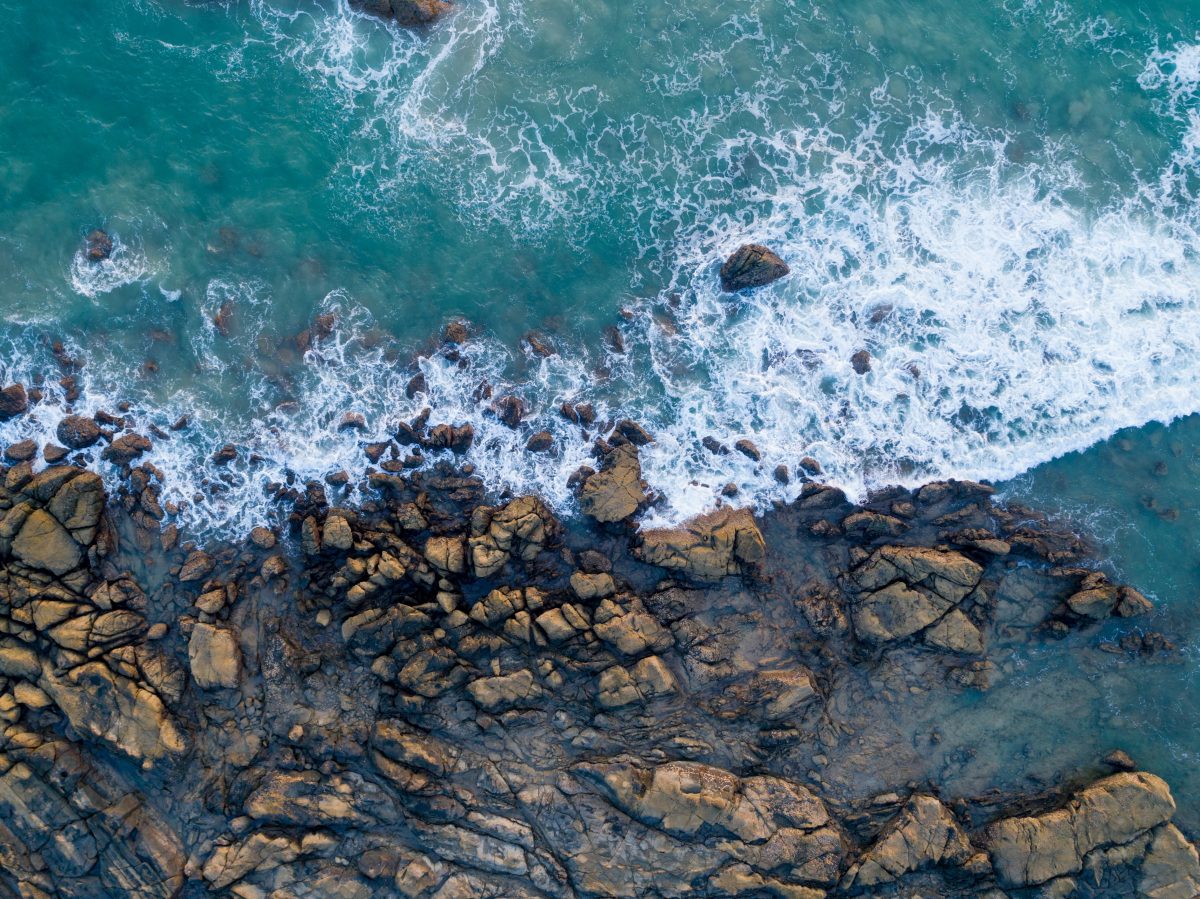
<box><xmin>2</xmin><ymin>0</ymin><xmax>1200</xmax><ymax>820</ymax></box>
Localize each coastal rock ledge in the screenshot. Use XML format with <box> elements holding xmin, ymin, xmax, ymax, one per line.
<box><xmin>350</xmin><ymin>0</ymin><xmax>452</xmax><ymax>26</ymax></box>
<box><xmin>0</xmin><ymin>413</ymin><xmax>1191</xmax><ymax>897</ymax></box>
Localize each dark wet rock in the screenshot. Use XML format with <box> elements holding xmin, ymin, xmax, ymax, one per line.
<box><xmin>560</xmin><ymin>401</ymin><xmax>596</xmax><ymax>425</ymax></box>
<box><xmin>800</xmin><ymin>456</ymin><xmax>822</xmax><ymax>475</ymax></box>
<box><xmin>43</xmin><ymin>443</ymin><xmax>70</xmax><ymax>463</ymax></box>
<box><xmin>851</xmin><ymin>349</ymin><xmax>872</xmax><ymax>374</ymax></box>
<box><xmin>101</xmin><ymin>433</ymin><xmax>152</xmax><ymax>465</ymax></box>
<box><xmin>85</xmin><ymin>229</ymin><xmax>113</xmax><ymax>261</ymax></box>
<box><xmin>493</xmin><ymin>394</ymin><xmax>525</xmax><ymax>428</ymax></box>
<box><xmin>719</xmin><ymin>243</ymin><xmax>790</xmax><ymax>291</ymax></box>
<box><xmin>522</xmin><ymin>330</ymin><xmax>556</xmax><ymax>357</ymax></box>
<box><xmin>4</xmin><ymin>440</ymin><xmax>37</xmax><ymax>463</ymax></box>
<box><xmin>352</xmin><ymin>0</ymin><xmax>452</xmax><ymax>26</ymax></box>
<box><xmin>612</xmin><ymin>418</ymin><xmax>654</xmax><ymax>446</ymax></box>
<box><xmin>405</xmin><ymin>371</ymin><xmax>427</xmax><ymax>397</ymax></box>
<box><xmin>702</xmin><ymin>436</ymin><xmax>729</xmax><ymax>455</ymax></box>
<box><xmin>734</xmin><ymin>438</ymin><xmax>761</xmax><ymax>461</ymax></box>
<box><xmin>1104</xmin><ymin>750</ymin><xmax>1138</xmax><ymax>772</ymax></box>
<box><xmin>57</xmin><ymin>414</ymin><xmax>101</xmax><ymax>449</ymax></box>
<box><xmin>212</xmin><ymin>443</ymin><xmax>238</xmax><ymax>465</ymax></box>
<box><xmin>774</xmin><ymin>463</ymin><xmax>790</xmax><ymax>484</ymax></box>
<box><xmin>338</xmin><ymin>411</ymin><xmax>368</xmax><ymax>432</ymax></box>
<box><xmin>427</xmin><ymin>422</ymin><xmax>474</xmax><ymax>453</ymax></box>
<box><xmin>603</xmin><ymin>324</ymin><xmax>625</xmax><ymax>354</ymax></box>
<box><xmin>0</xmin><ymin>383</ymin><xmax>28</xmax><ymax>420</ymax></box>
<box><xmin>525</xmin><ymin>430</ymin><xmax>553</xmax><ymax>452</ymax></box>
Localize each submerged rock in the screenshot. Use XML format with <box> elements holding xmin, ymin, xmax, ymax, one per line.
<box><xmin>719</xmin><ymin>243</ymin><xmax>790</xmax><ymax>291</ymax></box>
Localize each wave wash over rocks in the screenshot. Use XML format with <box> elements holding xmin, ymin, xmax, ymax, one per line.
<box><xmin>0</xmin><ymin>407</ymin><xmax>1195</xmax><ymax>898</ymax></box>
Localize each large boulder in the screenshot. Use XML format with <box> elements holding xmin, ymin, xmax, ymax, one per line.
<box><xmin>0</xmin><ymin>383</ymin><xmax>28</xmax><ymax>419</ymax></box>
<box><xmin>844</xmin><ymin>795</ymin><xmax>973</xmax><ymax>888</ymax></box>
<box><xmin>636</xmin><ymin>507</ymin><xmax>765</xmax><ymax>581</ymax></box>
<box><xmin>188</xmin><ymin>623</ymin><xmax>242</xmax><ymax>689</ymax></box>
<box><xmin>575</xmin><ymin>758</ymin><xmax>845</xmax><ymax>888</ymax></box>
<box><xmin>988</xmin><ymin>771</ymin><xmax>1180</xmax><ymax>888</ymax></box>
<box><xmin>719</xmin><ymin>244</ymin><xmax>790</xmax><ymax>292</ymax></box>
<box><xmin>579</xmin><ymin>444</ymin><xmax>647</xmax><ymax>524</ymax></box>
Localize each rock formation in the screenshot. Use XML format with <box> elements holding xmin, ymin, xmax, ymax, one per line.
<box><xmin>0</xmin><ymin>413</ymin><xmax>1190</xmax><ymax>897</ymax></box>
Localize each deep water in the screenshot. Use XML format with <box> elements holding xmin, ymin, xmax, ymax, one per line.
<box><xmin>1</xmin><ymin>0</ymin><xmax>1199</xmax><ymax>822</ymax></box>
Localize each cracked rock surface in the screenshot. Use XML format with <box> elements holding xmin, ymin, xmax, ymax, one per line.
<box><xmin>0</xmin><ymin>449</ymin><xmax>1194</xmax><ymax>898</ymax></box>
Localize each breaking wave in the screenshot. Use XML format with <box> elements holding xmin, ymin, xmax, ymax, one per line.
<box><xmin>4</xmin><ymin>4</ymin><xmax>1200</xmax><ymax>536</ymax></box>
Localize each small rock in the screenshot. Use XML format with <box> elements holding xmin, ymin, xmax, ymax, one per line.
<box><xmin>1102</xmin><ymin>749</ymin><xmax>1137</xmax><ymax>772</ymax></box>
<box><xmin>613</xmin><ymin>419</ymin><xmax>654</xmax><ymax>446</ymax></box>
<box><xmin>799</xmin><ymin>456</ymin><xmax>822</xmax><ymax>475</ymax></box>
<box><xmin>338</xmin><ymin>412</ymin><xmax>367</xmax><ymax>432</ymax></box>
<box><xmin>702</xmin><ymin>436</ymin><xmax>729</xmax><ymax>455</ymax></box>
<box><xmin>523</xmin><ymin>331</ymin><xmax>556</xmax><ymax>357</ymax></box>
<box><xmin>851</xmin><ymin>350</ymin><xmax>872</xmax><ymax>374</ymax></box>
<box><xmin>773</xmin><ymin>464</ymin><xmax>790</xmax><ymax>484</ymax></box>
<box><xmin>442</xmin><ymin>318</ymin><xmax>469</xmax><ymax>344</ymax></box>
<box><xmin>525</xmin><ymin>431</ymin><xmax>553</xmax><ymax>452</ymax></box>
<box><xmin>212</xmin><ymin>444</ymin><xmax>238</xmax><ymax>465</ymax></box>
<box><xmin>493</xmin><ymin>395</ymin><xmax>525</xmax><ymax>429</ymax></box>
<box><xmin>43</xmin><ymin>444</ymin><xmax>70</xmax><ymax>463</ymax></box>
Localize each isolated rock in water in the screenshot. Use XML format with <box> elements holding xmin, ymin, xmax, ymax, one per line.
<box><xmin>57</xmin><ymin>414</ymin><xmax>101</xmax><ymax>449</ymax></box>
<box><xmin>85</xmin><ymin>229</ymin><xmax>113</xmax><ymax>261</ymax></box>
<box><xmin>636</xmin><ymin>506</ymin><xmax>766</xmax><ymax>580</ymax></box>
<box><xmin>579</xmin><ymin>443</ymin><xmax>647</xmax><ymax>523</ymax></box>
<box><xmin>719</xmin><ymin>243</ymin><xmax>790</xmax><ymax>291</ymax></box>
<box><xmin>0</xmin><ymin>383</ymin><xmax>28</xmax><ymax>420</ymax></box>
<box><xmin>351</xmin><ymin>0</ymin><xmax>451</xmax><ymax>26</ymax></box>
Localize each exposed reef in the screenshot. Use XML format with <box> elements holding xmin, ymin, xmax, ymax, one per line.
<box><xmin>0</xmin><ymin>399</ymin><xmax>1194</xmax><ymax>897</ymax></box>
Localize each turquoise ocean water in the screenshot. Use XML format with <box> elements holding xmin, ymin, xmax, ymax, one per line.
<box><xmin>1</xmin><ymin>0</ymin><xmax>1199</xmax><ymax>819</ymax></box>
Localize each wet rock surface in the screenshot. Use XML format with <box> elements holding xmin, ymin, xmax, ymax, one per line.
<box><xmin>0</xmin><ymin>438</ymin><xmax>1191</xmax><ymax>897</ymax></box>
<box><xmin>719</xmin><ymin>243</ymin><xmax>790</xmax><ymax>292</ymax></box>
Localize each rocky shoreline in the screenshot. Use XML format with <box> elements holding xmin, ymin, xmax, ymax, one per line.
<box><xmin>0</xmin><ymin>387</ymin><xmax>1196</xmax><ymax>897</ymax></box>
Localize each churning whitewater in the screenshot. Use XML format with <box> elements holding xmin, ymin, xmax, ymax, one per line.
<box><xmin>3</xmin><ymin>1</ymin><xmax>1200</xmax><ymax>536</ymax></box>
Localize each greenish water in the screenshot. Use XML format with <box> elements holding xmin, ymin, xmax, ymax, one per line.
<box><xmin>2</xmin><ymin>0</ymin><xmax>1200</xmax><ymax>820</ymax></box>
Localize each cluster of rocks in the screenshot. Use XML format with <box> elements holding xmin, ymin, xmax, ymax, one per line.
<box><xmin>0</xmin><ymin>405</ymin><xmax>1193</xmax><ymax>898</ymax></box>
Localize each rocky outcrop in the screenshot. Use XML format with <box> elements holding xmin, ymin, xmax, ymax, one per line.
<box><xmin>636</xmin><ymin>506</ymin><xmax>765</xmax><ymax>580</ymax></box>
<box><xmin>719</xmin><ymin>243</ymin><xmax>790</xmax><ymax>291</ymax></box>
<box><xmin>987</xmin><ymin>772</ymin><xmax>1198</xmax><ymax>893</ymax></box>
<box><xmin>0</xmin><ymin>446</ymin><xmax>1184</xmax><ymax>899</ymax></box>
<box><xmin>578</xmin><ymin>443</ymin><xmax>647</xmax><ymax>523</ymax></box>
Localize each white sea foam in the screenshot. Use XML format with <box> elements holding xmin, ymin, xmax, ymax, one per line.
<box><xmin>7</xmin><ymin>3</ymin><xmax>1200</xmax><ymax>538</ymax></box>
<box><xmin>68</xmin><ymin>233</ymin><xmax>148</xmax><ymax>299</ymax></box>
